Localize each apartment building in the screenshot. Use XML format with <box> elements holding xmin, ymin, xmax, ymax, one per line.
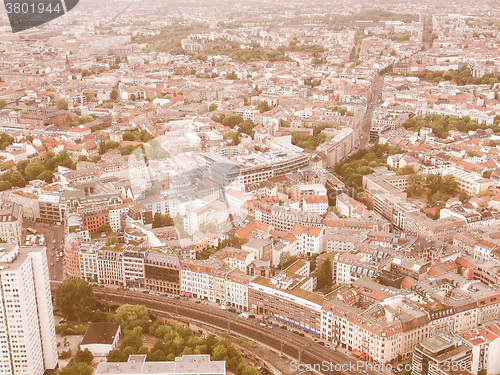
<box><xmin>321</xmin><ymin>299</ymin><xmax>402</xmax><ymax>365</ymax></box>
<box><xmin>210</xmin><ymin>247</ymin><xmax>254</xmax><ymax>273</ymax></box>
<box><xmin>180</xmin><ymin>259</ymin><xmax>221</xmax><ymax>301</ymax></box>
<box><xmin>225</xmin><ymin>269</ymin><xmax>253</xmax><ymax>311</ymax></box>
<box><xmin>290</xmin><ymin>225</ymin><xmax>325</xmax><ymax>256</ymax></box>
<box><xmin>457</xmin><ymin>322</ymin><xmax>500</xmax><ymax>375</ymax></box>
<box><xmin>0</xmin><ymin>203</ymin><xmax>22</xmax><ymax>244</ymax></box>
<box><xmin>0</xmin><ymin>245</ymin><xmax>58</xmax><ymax>375</ymax></box>
<box><xmin>144</xmin><ymin>248</ymin><xmax>180</xmax><ymax>294</ymax></box>
<box><xmin>440</xmin><ymin>167</ymin><xmax>494</xmax><ymax>196</ymax></box>
<box><xmin>412</xmin><ymin>335</ymin><xmax>472</xmax><ymax>375</ymax></box>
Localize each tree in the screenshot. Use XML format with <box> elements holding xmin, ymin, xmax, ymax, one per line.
<box><xmin>406</xmin><ymin>174</ymin><xmax>426</xmax><ymax>197</ymax></box>
<box><xmin>278</xmin><ymin>251</ymin><xmax>298</xmax><ymax>270</ymax></box>
<box><xmin>58</xmin><ymin>361</ymin><xmax>92</xmax><ymax>375</ymax></box>
<box><xmin>209</xmin><ymin>103</ymin><xmax>217</xmax><ymax>111</ymax></box>
<box><xmin>37</xmin><ymin>170</ymin><xmax>54</xmax><ymax>183</ymax></box>
<box><xmin>56</xmin><ymin>99</ymin><xmax>68</xmax><ymax>110</ymax></box>
<box><xmin>130</xmin><ymin>94</ymin><xmax>136</xmax><ymax>101</ymax></box>
<box><xmin>123</xmin><ymin>131</ymin><xmax>136</xmax><ymax>142</ymax></box>
<box><xmin>25</xmin><ymin>162</ymin><xmax>46</xmax><ymax>181</ymax></box>
<box><xmin>74</xmin><ymin>348</ymin><xmax>94</xmax><ymax>365</ymax></box>
<box><xmin>317</xmin><ymin>259</ymin><xmax>332</xmax><ymax>289</ymax></box>
<box><xmin>0</xmin><ymin>99</ymin><xmax>6</xmax><ymax>109</ymax></box>
<box><xmin>96</xmin><ymin>224</ymin><xmax>111</xmax><ymax>233</ymax></box>
<box><xmin>120</xmin><ymin>326</ymin><xmax>144</xmax><ymax>350</ymax></box>
<box><xmin>110</xmin><ymin>89</ymin><xmax>119</xmax><ymax>101</ymax></box>
<box><xmin>0</xmin><ymin>180</ymin><xmax>11</xmax><ymax>191</ymax></box>
<box><xmin>116</xmin><ymin>305</ymin><xmax>150</xmax><ymax>331</ymax></box>
<box><xmin>54</xmin><ymin>279</ymin><xmax>96</xmax><ymax>322</ymax></box>
<box><xmin>257</xmin><ymin>101</ymin><xmax>271</xmax><ymax>113</ymax></box>
<box><xmin>152</xmin><ymin>213</ymin><xmax>174</xmax><ymax>229</ymax></box>
<box><xmin>16</xmin><ymin>159</ymin><xmax>30</xmax><ymax>176</ymax></box>
<box><xmin>106</xmin><ymin>235</ymin><xmax>118</xmax><ymax>246</ymax></box>
<box><xmin>221</xmin><ymin>115</ymin><xmax>243</xmax><ymax>128</ymax></box>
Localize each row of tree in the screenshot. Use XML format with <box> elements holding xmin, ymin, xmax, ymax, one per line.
<box><xmin>334</xmin><ymin>143</ymin><xmax>405</xmax><ymax>197</ymax></box>
<box><xmin>404</xmin><ymin>66</ymin><xmax>500</xmax><ymax>86</ymax></box>
<box><xmin>0</xmin><ymin>150</ymin><xmax>77</xmax><ymax>191</ymax></box>
<box><xmin>402</xmin><ymin>114</ymin><xmax>500</xmax><ymax>139</ymax></box>
<box><xmin>407</xmin><ymin>173</ymin><xmax>458</xmax><ymax>206</ymax></box>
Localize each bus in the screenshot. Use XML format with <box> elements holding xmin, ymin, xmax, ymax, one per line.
<box><xmin>26</xmin><ymin>228</ymin><xmax>37</xmax><ymax>234</ymax></box>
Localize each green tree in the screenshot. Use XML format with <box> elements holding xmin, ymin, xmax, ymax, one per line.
<box><xmin>56</xmin><ymin>99</ymin><xmax>68</xmax><ymax>110</ymax></box>
<box><xmin>209</xmin><ymin>103</ymin><xmax>217</xmax><ymax>111</ymax></box>
<box><xmin>120</xmin><ymin>327</ymin><xmax>144</xmax><ymax>350</ymax></box>
<box><xmin>0</xmin><ymin>132</ymin><xmax>14</xmax><ymax>150</ymax></box>
<box><xmin>123</xmin><ymin>131</ymin><xmax>136</xmax><ymax>142</ymax></box>
<box><xmin>257</xmin><ymin>101</ymin><xmax>271</xmax><ymax>113</ymax></box>
<box><xmin>105</xmin><ymin>235</ymin><xmax>118</xmax><ymax>246</ymax></box>
<box><xmin>110</xmin><ymin>89</ymin><xmax>119</xmax><ymax>101</ymax></box>
<box><xmin>37</xmin><ymin>170</ymin><xmax>54</xmax><ymax>183</ymax></box>
<box><xmin>58</xmin><ymin>361</ymin><xmax>92</xmax><ymax>375</ymax></box>
<box><xmin>96</xmin><ymin>224</ymin><xmax>111</xmax><ymax>233</ymax></box>
<box><xmin>152</xmin><ymin>212</ymin><xmax>162</xmax><ymax>229</ymax></box>
<box><xmin>116</xmin><ymin>305</ymin><xmax>150</xmax><ymax>331</ymax></box>
<box><xmin>74</xmin><ymin>348</ymin><xmax>94</xmax><ymax>365</ymax></box>
<box><xmin>278</xmin><ymin>251</ymin><xmax>298</xmax><ymax>270</ymax></box>
<box><xmin>0</xmin><ymin>99</ymin><xmax>6</xmax><ymax>109</ymax></box>
<box><xmin>54</xmin><ymin>279</ymin><xmax>96</xmax><ymax>322</ymax></box>
<box><xmin>16</xmin><ymin>159</ymin><xmax>30</xmax><ymax>176</ymax></box>
<box><xmin>221</xmin><ymin>115</ymin><xmax>243</xmax><ymax>128</ymax></box>
<box><xmin>25</xmin><ymin>162</ymin><xmax>46</xmax><ymax>181</ymax></box>
<box><xmin>211</xmin><ymin>344</ymin><xmax>228</xmax><ymax>361</ymax></box>
<box><xmin>407</xmin><ymin>174</ymin><xmax>425</xmax><ymax>197</ymax></box>
<box><xmin>0</xmin><ymin>180</ymin><xmax>11</xmax><ymax>191</ymax></box>
<box><xmin>317</xmin><ymin>260</ymin><xmax>332</xmax><ymax>289</ymax></box>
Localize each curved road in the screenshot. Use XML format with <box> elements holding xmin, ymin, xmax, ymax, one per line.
<box><xmin>90</xmin><ymin>287</ymin><xmax>366</xmax><ymax>375</ymax></box>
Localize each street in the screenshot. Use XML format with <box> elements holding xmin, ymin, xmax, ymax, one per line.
<box><xmin>23</xmin><ymin>220</ymin><xmax>65</xmax><ymax>281</ymax></box>
<box><xmin>359</xmin><ymin>73</ymin><xmax>384</xmax><ymax>150</ymax></box>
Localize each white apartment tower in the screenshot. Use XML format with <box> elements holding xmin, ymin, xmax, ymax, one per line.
<box><xmin>0</xmin><ymin>245</ymin><xmax>58</xmax><ymax>375</ymax></box>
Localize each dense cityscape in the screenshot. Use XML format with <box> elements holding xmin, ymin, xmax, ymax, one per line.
<box><xmin>0</xmin><ymin>0</ymin><xmax>500</xmax><ymax>374</ymax></box>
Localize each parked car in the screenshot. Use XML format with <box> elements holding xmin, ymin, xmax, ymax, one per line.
<box><xmin>228</xmin><ymin>307</ymin><xmax>236</xmax><ymax>313</ymax></box>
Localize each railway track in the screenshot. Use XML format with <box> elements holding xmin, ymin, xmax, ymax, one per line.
<box><xmin>91</xmin><ymin>288</ymin><xmax>361</xmax><ymax>375</ymax></box>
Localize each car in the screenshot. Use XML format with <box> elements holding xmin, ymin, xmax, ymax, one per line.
<box><xmin>56</xmin><ymin>257</ymin><xmax>60</xmax><ymax>262</ymax></box>
<box><xmin>57</xmin><ymin>342</ymin><xmax>60</xmax><ymax>347</ymax></box>
<box><xmin>167</xmin><ymin>294</ymin><xmax>175</xmax><ymax>299</ymax></box>
<box><xmin>219</xmin><ymin>305</ymin><xmax>227</xmax><ymax>310</ymax></box>
<box><xmin>312</xmin><ymin>338</ymin><xmax>320</xmax><ymax>343</ymax></box>
<box><xmin>279</xmin><ymin>325</ymin><xmax>287</xmax><ymax>330</ymax></box>
<box><xmin>298</xmin><ymin>332</ymin><xmax>305</xmax><ymax>337</ymax></box>
<box><xmin>142</xmin><ymin>290</ymin><xmax>149</xmax><ymax>294</ymax></box>
<box><xmin>201</xmin><ymin>301</ymin><xmax>207</xmax><ymax>305</ymax></box>
<box><xmin>59</xmin><ymin>318</ymin><xmax>66</xmax><ymax>324</ymax></box>
<box><xmin>50</xmin><ymin>262</ymin><xmax>54</xmax><ymax>266</ymax></box>
<box><xmin>195</xmin><ymin>300</ymin><xmax>201</xmax><ymax>304</ymax></box>
<box><xmin>259</xmin><ymin>322</ymin><xmax>266</xmax><ymax>327</ymax></box>
<box><xmin>318</xmin><ymin>341</ymin><xmax>325</xmax><ymax>346</ymax></box>
<box><xmin>53</xmin><ymin>240</ymin><xmax>56</xmax><ymax>244</ymax></box>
